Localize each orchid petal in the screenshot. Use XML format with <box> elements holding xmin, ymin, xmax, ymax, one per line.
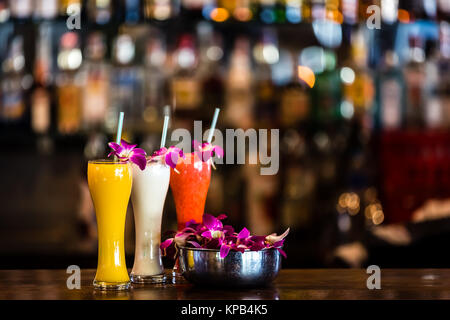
<box><xmin>131</xmin><ymin>148</ymin><xmax>146</xmax><ymax>155</ymax></box>
<box><xmin>201</xmin><ymin>230</ymin><xmax>213</xmax><ymax>239</ymax></box>
<box><xmin>153</xmin><ymin>147</ymin><xmax>167</xmax><ymax>157</ymax></box>
<box><xmin>120</xmin><ymin>139</ymin><xmax>137</xmax><ymax>152</ymax></box>
<box><xmin>160</xmin><ymin>238</ymin><xmax>173</xmax><ymax>249</ymax></box>
<box><xmin>250</xmin><ymin>235</ymin><xmax>266</xmax><ymax>243</ymax></box>
<box><xmin>223</xmin><ymin>225</ymin><xmax>234</xmax><ymax>235</ymax></box>
<box><xmin>165</xmin><ymin>152</ymin><xmax>179</xmax><ymax>169</ymax></box>
<box><xmin>193</xmin><ymin>140</ymin><xmax>202</xmax><ymax>151</ymax></box>
<box><xmin>212</xmin><ymin>145</ymin><xmax>224</xmax><ymax>158</ymax></box>
<box><xmin>204</xmin><ymin>238</ymin><xmax>221</xmax><ymax>249</ymax></box>
<box><xmin>219</xmin><ymin>245</ymin><xmax>231</xmax><ymax>258</ymax></box>
<box><xmin>216</xmin><ymin>214</ymin><xmax>227</xmax><ymax>220</ymax></box>
<box><xmin>187</xmin><ymin>241</ymin><xmax>202</xmax><ymax>248</ymax></box>
<box><xmin>277</xmin><ymin>248</ymin><xmax>287</xmax><ymax>258</ymax></box>
<box><xmin>266</xmin><ymin>228</ymin><xmax>290</xmax><ymax>244</ymax></box>
<box><xmin>130</xmin><ymin>153</ymin><xmax>147</xmax><ymax>170</ymax></box>
<box><xmin>108</xmin><ymin>142</ymin><xmax>122</xmax><ymax>152</ymax></box>
<box><xmin>272</xmin><ymin>239</ymin><xmax>285</xmax><ymax>248</ymax></box>
<box><xmin>185</xmin><ymin>219</ymin><xmax>199</xmax><ymax>228</ymax></box>
<box><xmin>179</xmin><ymin>227</ymin><xmax>197</xmax><ymax>234</ymax></box>
<box><xmin>238</xmin><ymin>227</ymin><xmax>250</xmax><ymax>240</ymax></box>
<box><xmin>108</xmin><ymin>142</ymin><xmax>125</xmax><ymax>157</ymax></box>
<box><xmin>203</xmin><ymin>214</ymin><xmax>218</xmax><ymax>230</ymax></box>
<box><xmin>201</xmin><ymin>150</ymin><xmax>213</xmax><ymax>162</ymax></box>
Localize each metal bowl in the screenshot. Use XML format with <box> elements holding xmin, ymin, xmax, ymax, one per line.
<box><xmin>178</xmin><ymin>246</ymin><xmax>282</xmax><ymax>287</ymax></box>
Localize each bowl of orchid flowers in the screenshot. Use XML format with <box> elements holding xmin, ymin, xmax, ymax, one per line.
<box><xmin>161</xmin><ymin>214</ymin><xmax>289</xmax><ymax>287</ymax></box>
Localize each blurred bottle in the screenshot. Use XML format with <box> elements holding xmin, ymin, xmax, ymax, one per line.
<box><xmin>374</xmin><ymin>50</ymin><xmax>406</xmax><ymax>130</ymax></box>
<box><xmin>310</xmin><ymin>49</ymin><xmax>341</xmax><ymax>125</ymax></box>
<box><xmin>224</xmin><ymin>36</ymin><xmax>254</xmax><ymax>129</ymax></box>
<box><xmin>253</xmin><ymin>28</ymin><xmax>278</xmax><ymax>126</ymax></box>
<box><xmin>244</xmin><ymin>161</ymin><xmax>279</xmax><ymax>236</ymax></box>
<box><xmin>142</xmin><ymin>29</ymin><xmax>168</xmax><ymax>128</ymax></box>
<box><xmin>143</xmin><ymin>0</ymin><xmax>180</xmax><ymax>20</ymax></box>
<box><xmin>9</xmin><ymin>0</ymin><xmax>32</xmax><ymax>19</ymax></box>
<box><xmin>340</xmin><ymin>0</ymin><xmax>358</xmax><ymax>25</ymax></box>
<box><xmin>422</xmin><ymin>39</ymin><xmax>443</xmax><ymax>129</ymax></box>
<box><xmin>181</xmin><ymin>0</ymin><xmax>205</xmax><ymax>11</ymax></box>
<box><xmin>87</xmin><ymin>0</ymin><xmax>112</xmax><ymax>25</ymax></box>
<box><xmin>310</xmin><ymin>0</ymin><xmax>326</xmax><ymax>22</ymax></box>
<box><xmin>60</xmin><ymin>0</ymin><xmax>82</xmax><ymax>16</ymax></box>
<box><xmin>341</xmin><ymin>28</ymin><xmax>374</xmax><ymax>131</ymax></box>
<box><xmin>438</xmin><ymin>22</ymin><xmax>450</xmax><ymax>126</ymax></box>
<box><xmin>301</xmin><ymin>0</ymin><xmax>312</xmax><ymax>23</ymax></box>
<box><xmin>258</xmin><ymin>0</ymin><xmax>277</xmax><ymax>24</ymax></box>
<box><xmin>403</xmin><ymin>35</ymin><xmax>426</xmax><ymax>129</ymax></box>
<box><xmin>31</xmin><ymin>23</ymin><xmax>53</xmax><ymax>135</ymax></box>
<box><xmin>0</xmin><ymin>35</ymin><xmax>31</xmax><ymax>124</ymax></box>
<box><xmin>124</xmin><ymin>0</ymin><xmax>141</xmax><ymax>23</ymax></box>
<box><xmin>230</xmin><ymin>0</ymin><xmax>254</xmax><ymax>22</ymax></box>
<box><xmin>56</xmin><ymin>32</ymin><xmax>83</xmax><ymax>134</ymax></box>
<box><xmin>285</xmin><ymin>0</ymin><xmax>303</xmax><ymax>23</ymax></box>
<box><xmin>107</xmin><ymin>34</ymin><xmax>144</xmax><ymax>132</ymax></box>
<box><xmin>197</xmin><ymin>22</ymin><xmax>224</xmax><ymax>119</ymax></box>
<box><xmin>171</xmin><ymin>34</ymin><xmax>202</xmax><ymax>116</ymax></box>
<box><xmin>35</xmin><ymin>0</ymin><xmax>59</xmax><ymax>19</ymax></box>
<box><xmin>0</xmin><ymin>0</ymin><xmax>10</xmax><ymax>23</ymax></box>
<box><xmin>80</xmin><ymin>32</ymin><xmax>110</xmax><ymax>131</ymax></box>
<box><xmin>437</xmin><ymin>0</ymin><xmax>450</xmax><ymax>21</ymax></box>
<box><xmin>281</xmin><ymin>130</ymin><xmax>315</xmax><ymax>229</ymax></box>
<box><xmin>278</xmin><ymin>51</ymin><xmax>311</xmax><ymax>128</ymax></box>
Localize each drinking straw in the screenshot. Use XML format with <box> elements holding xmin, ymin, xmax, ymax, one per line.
<box><xmin>207</xmin><ymin>108</ymin><xmax>220</xmax><ymax>143</ymax></box>
<box><xmin>116</xmin><ymin>112</ymin><xmax>124</xmax><ymax>144</ymax></box>
<box><xmin>160</xmin><ymin>115</ymin><xmax>170</xmax><ymax>148</ymax></box>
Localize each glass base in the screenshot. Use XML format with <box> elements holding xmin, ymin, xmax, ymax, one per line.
<box><xmin>171</xmin><ymin>271</ymin><xmax>187</xmax><ymax>284</ymax></box>
<box><xmin>130</xmin><ymin>273</ymin><xmax>166</xmax><ymax>284</ymax></box>
<box><xmin>171</xmin><ymin>260</ymin><xmax>187</xmax><ymax>284</ymax></box>
<box><xmin>93</xmin><ymin>280</ymin><xmax>130</xmax><ymax>291</ymax></box>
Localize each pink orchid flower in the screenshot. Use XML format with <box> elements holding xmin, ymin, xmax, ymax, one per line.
<box><xmin>193</xmin><ymin>140</ymin><xmax>224</xmax><ymax>169</ymax></box>
<box><xmin>108</xmin><ymin>139</ymin><xmax>147</xmax><ymax>170</ymax></box>
<box><xmin>150</xmin><ymin>146</ymin><xmax>185</xmax><ymax>171</ymax></box>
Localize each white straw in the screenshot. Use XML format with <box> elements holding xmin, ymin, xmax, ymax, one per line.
<box><xmin>207</xmin><ymin>108</ymin><xmax>220</xmax><ymax>143</ymax></box>
<box><xmin>116</xmin><ymin>112</ymin><xmax>124</xmax><ymax>144</ymax></box>
<box><xmin>160</xmin><ymin>115</ymin><xmax>170</xmax><ymax>148</ymax></box>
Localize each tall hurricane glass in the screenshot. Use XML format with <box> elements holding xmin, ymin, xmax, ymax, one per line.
<box><xmin>130</xmin><ymin>158</ymin><xmax>170</xmax><ymax>283</ymax></box>
<box><xmin>87</xmin><ymin>159</ymin><xmax>132</xmax><ymax>290</ymax></box>
<box><xmin>169</xmin><ymin>153</ymin><xmax>211</xmax><ymax>280</ymax></box>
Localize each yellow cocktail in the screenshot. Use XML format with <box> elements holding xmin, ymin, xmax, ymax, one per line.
<box><xmin>88</xmin><ymin>160</ymin><xmax>132</xmax><ymax>290</ymax></box>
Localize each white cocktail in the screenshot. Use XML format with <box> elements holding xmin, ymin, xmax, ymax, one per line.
<box><xmin>130</xmin><ymin>158</ymin><xmax>170</xmax><ymax>283</ymax></box>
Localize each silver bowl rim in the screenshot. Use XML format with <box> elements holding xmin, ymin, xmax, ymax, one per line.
<box><xmin>177</xmin><ymin>245</ymin><xmax>280</xmax><ymax>253</ymax></box>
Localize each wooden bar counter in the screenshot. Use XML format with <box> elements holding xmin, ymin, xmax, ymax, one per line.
<box><xmin>1</xmin><ymin>269</ymin><xmax>450</xmax><ymax>300</ymax></box>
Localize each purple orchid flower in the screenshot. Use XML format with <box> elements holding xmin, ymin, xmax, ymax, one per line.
<box><xmin>150</xmin><ymin>146</ymin><xmax>185</xmax><ymax>171</ymax></box>
<box><xmin>266</xmin><ymin>228</ymin><xmax>290</xmax><ymax>245</ymax></box>
<box><xmin>160</xmin><ymin>213</ymin><xmax>290</xmax><ymax>259</ymax></box>
<box><xmin>193</xmin><ymin>140</ymin><xmax>224</xmax><ymax>169</ymax></box>
<box><xmin>200</xmin><ymin>213</ymin><xmax>224</xmax><ymax>240</ymax></box>
<box><xmin>108</xmin><ymin>139</ymin><xmax>147</xmax><ymax>170</ymax></box>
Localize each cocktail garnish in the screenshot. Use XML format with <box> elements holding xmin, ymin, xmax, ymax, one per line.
<box><xmin>193</xmin><ymin>140</ymin><xmax>224</xmax><ymax>170</ymax></box>
<box><xmin>108</xmin><ymin>139</ymin><xmax>147</xmax><ymax>170</ymax></box>
<box><xmin>161</xmin><ymin>213</ymin><xmax>289</xmax><ymax>259</ymax></box>
<box><xmin>150</xmin><ymin>146</ymin><xmax>185</xmax><ymax>172</ymax></box>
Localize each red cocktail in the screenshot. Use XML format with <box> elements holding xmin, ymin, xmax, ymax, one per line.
<box><xmin>170</xmin><ymin>153</ymin><xmax>211</xmax><ymax>230</ymax></box>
